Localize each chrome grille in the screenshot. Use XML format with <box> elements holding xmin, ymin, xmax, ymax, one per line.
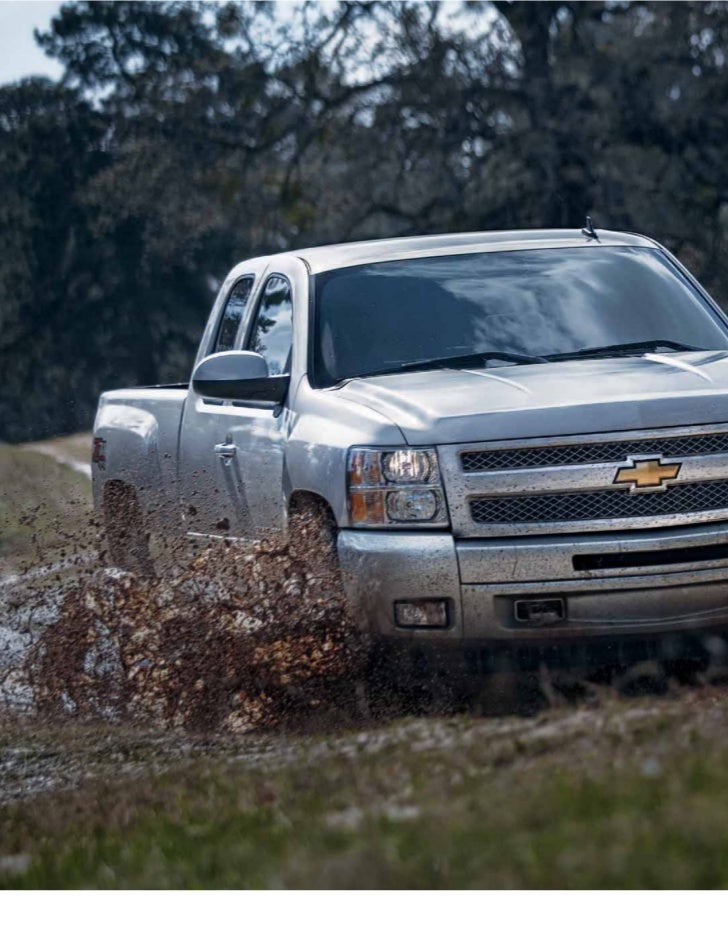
<box><xmin>461</xmin><ymin>432</ymin><xmax>728</xmax><ymax>472</ymax></box>
<box><xmin>470</xmin><ymin>479</ymin><xmax>728</xmax><ymax>525</ymax></box>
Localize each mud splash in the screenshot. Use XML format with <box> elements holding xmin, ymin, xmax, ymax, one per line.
<box><xmin>5</xmin><ymin>486</ymin><xmax>724</xmax><ymax>736</ymax></box>
<box><xmin>7</xmin><ymin>512</ymin><xmax>374</xmax><ymax>732</ymax></box>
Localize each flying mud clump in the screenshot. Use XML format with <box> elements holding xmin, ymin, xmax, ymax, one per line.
<box><xmin>28</xmin><ymin>520</ymin><xmax>372</xmax><ymax>732</ymax></box>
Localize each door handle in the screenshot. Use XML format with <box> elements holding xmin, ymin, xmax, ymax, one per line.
<box><xmin>214</xmin><ymin>442</ymin><xmax>237</xmax><ymax>464</ymax></box>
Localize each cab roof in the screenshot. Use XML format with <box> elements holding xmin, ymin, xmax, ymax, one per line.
<box><xmin>291</xmin><ymin>228</ymin><xmax>657</xmax><ymax>275</ymax></box>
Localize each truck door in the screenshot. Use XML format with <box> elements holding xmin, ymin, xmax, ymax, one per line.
<box><xmin>178</xmin><ymin>269</ymin><xmax>294</xmax><ymax>540</ymax></box>
<box><xmin>178</xmin><ymin>269</ymin><xmax>260</xmax><ymax>537</ymax></box>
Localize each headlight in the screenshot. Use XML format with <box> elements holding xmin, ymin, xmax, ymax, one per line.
<box><xmin>385</xmin><ymin>489</ymin><xmax>439</xmax><ymax>521</ymax></box>
<box><xmin>382</xmin><ymin>449</ymin><xmax>431</xmax><ymax>483</ymax></box>
<box><xmin>347</xmin><ymin>448</ymin><xmax>449</xmax><ymax>527</ymax></box>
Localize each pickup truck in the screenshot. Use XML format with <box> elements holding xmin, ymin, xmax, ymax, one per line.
<box><xmin>92</xmin><ymin>227</ymin><xmax>728</xmax><ymax>669</ymax></box>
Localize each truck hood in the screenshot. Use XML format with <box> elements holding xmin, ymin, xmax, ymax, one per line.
<box><xmin>335</xmin><ymin>351</ymin><xmax>728</xmax><ymax>444</ymax></box>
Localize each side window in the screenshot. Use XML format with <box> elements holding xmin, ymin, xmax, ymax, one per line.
<box><xmin>213</xmin><ymin>277</ymin><xmax>254</xmax><ymax>353</ymax></box>
<box><xmin>247</xmin><ymin>275</ymin><xmax>293</xmax><ymax>375</ymax></box>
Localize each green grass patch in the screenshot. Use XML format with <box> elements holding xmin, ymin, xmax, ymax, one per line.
<box><xmin>3</xmin><ymin>704</ymin><xmax>728</xmax><ymax>889</ymax></box>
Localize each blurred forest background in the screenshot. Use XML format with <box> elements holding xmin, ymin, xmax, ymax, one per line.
<box><xmin>3</xmin><ymin>0</ymin><xmax>728</xmax><ymax>442</ymax></box>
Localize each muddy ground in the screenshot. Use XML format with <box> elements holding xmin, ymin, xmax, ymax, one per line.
<box><xmin>3</xmin><ymin>436</ymin><xmax>728</xmax><ymax>888</ymax></box>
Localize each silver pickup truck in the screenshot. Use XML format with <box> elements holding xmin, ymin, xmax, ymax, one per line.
<box><xmin>92</xmin><ymin>227</ymin><xmax>728</xmax><ymax>665</ymax></box>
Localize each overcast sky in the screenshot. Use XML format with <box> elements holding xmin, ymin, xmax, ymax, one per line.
<box><xmin>0</xmin><ymin>1</ymin><xmax>63</xmax><ymax>84</ymax></box>
<box><xmin>0</xmin><ymin>0</ymin><xmax>492</xmax><ymax>87</ymax></box>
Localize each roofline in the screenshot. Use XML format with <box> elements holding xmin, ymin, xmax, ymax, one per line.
<box><xmin>287</xmin><ymin>228</ymin><xmax>659</xmax><ymax>274</ymax></box>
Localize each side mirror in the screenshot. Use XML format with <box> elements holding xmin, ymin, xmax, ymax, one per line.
<box><xmin>191</xmin><ymin>351</ymin><xmax>289</xmax><ymax>407</ymax></box>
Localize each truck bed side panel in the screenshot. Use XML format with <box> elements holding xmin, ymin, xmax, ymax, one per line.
<box><xmin>92</xmin><ymin>387</ymin><xmax>188</xmax><ymax>530</ymax></box>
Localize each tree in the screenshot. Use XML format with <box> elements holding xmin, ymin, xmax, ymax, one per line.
<box><xmin>3</xmin><ymin>1</ymin><xmax>728</xmax><ymax>442</ymax></box>
<box><xmin>0</xmin><ymin>78</ymin><xmax>109</xmax><ymax>440</ymax></box>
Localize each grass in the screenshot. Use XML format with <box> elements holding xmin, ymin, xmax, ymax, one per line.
<box><xmin>0</xmin><ymin>439</ymin><xmax>92</xmax><ymax>568</ymax></box>
<box><xmin>3</xmin><ymin>692</ymin><xmax>728</xmax><ymax>888</ymax></box>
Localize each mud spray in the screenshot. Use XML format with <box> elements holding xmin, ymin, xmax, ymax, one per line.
<box><xmin>1</xmin><ymin>504</ymin><xmax>383</xmax><ymax>732</ymax></box>
<box><xmin>4</xmin><ymin>496</ymin><xmax>726</xmax><ymax>733</ymax></box>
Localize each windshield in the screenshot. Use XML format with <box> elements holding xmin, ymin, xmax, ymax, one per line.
<box><xmin>312</xmin><ymin>247</ymin><xmax>728</xmax><ymax>385</ymax></box>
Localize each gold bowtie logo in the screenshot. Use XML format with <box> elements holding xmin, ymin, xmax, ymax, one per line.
<box><xmin>614</xmin><ymin>457</ymin><xmax>682</xmax><ymax>492</ymax></box>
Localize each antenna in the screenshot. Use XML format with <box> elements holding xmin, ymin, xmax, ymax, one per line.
<box><xmin>582</xmin><ymin>215</ymin><xmax>598</xmax><ymax>240</ymax></box>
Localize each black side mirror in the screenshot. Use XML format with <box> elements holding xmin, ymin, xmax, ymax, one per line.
<box><xmin>191</xmin><ymin>351</ymin><xmax>289</xmax><ymax>407</ymax></box>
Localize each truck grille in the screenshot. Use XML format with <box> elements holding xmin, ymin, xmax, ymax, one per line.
<box><xmin>470</xmin><ymin>479</ymin><xmax>728</xmax><ymax>525</ymax></box>
<box><xmin>461</xmin><ymin>431</ymin><xmax>728</xmax><ymax>472</ymax></box>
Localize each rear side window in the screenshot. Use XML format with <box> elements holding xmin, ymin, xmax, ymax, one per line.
<box><xmin>247</xmin><ymin>275</ymin><xmax>293</xmax><ymax>375</ymax></box>
<box><xmin>214</xmin><ymin>276</ymin><xmax>254</xmax><ymax>352</ymax></box>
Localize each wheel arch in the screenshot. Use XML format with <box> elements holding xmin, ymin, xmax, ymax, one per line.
<box><xmin>287</xmin><ymin>489</ymin><xmax>337</xmax><ymax>528</ymax></box>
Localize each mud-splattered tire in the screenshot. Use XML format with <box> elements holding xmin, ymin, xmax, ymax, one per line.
<box><xmin>103</xmin><ymin>480</ymin><xmax>155</xmax><ymax>576</ymax></box>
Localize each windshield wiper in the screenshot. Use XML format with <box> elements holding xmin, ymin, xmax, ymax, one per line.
<box><xmin>358</xmin><ymin>350</ymin><xmax>548</xmax><ymax>380</ymax></box>
<box><xmin>352</xmin><ymin>341</ymin><xmax>701</xmax><ymax>381</ymax></box>
<box><xmin>547</xmin><ymin>339</ymin><xmax>701</xmax><ymax>362</ymax></box>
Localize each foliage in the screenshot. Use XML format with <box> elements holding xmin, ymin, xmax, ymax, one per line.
<box><xmin>2</xmin><ymin>1</ymin><xmax>728</xmax><ymax>441</ymax></box>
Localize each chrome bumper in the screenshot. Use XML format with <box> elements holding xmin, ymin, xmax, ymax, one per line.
<box><xmin>337</xmin><ymin>523</ymin><xmax>728</xmax><ymax>642</ymax></box>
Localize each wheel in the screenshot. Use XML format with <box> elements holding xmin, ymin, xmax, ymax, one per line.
<box><xmin>103</xmin><ymin>480</ymin><xmax>155</xmax><ymax>576</ymax></box>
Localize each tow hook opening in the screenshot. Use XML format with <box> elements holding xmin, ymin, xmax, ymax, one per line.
<box><xmin>514</xmin><ymin>597</ymin><xmax>566</xmax><ymax>627</ymax></box>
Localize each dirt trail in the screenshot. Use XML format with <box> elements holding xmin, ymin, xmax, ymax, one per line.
<box><xmin>21</xmin><ymin>434</ymin><xmax>93</xmax><ymax>479</ymax></box>
<box><xmin>0</xmin><ymin>690</ymin><xmax>713</xmax><ymax>806</ymax></box>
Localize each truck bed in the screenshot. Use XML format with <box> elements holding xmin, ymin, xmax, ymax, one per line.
<box><xmin>92</xmin><ymin>386</ymin><xmax>188</xmax><ymax>528</ymax></box>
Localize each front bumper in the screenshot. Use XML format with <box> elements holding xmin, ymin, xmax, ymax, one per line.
<box><xmin>337</xmin><ymin>522</ymin><xmax>728</xmax><ymax>644</ymax></box>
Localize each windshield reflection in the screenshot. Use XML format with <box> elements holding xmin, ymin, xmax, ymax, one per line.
<box><xmin>314</xmin><ymin>247</ymin><xmax>728</xmax><ymax>385</ymax></box>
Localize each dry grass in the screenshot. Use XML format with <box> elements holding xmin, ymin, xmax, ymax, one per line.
<box><xmin>0</xmin><ymin>439</ymin><xmax>93</xmax><ymax>570</ymax></box>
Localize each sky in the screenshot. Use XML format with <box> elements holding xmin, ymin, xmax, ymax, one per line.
<box><xmin>0</xmin><ymin>1</ymin><xmax>63</xmax><ymax>84</ymax></box>
<box><xmin>0</xmin><ymin>0</ymin><xmax>494</xmax><ymax>86</ymax></box>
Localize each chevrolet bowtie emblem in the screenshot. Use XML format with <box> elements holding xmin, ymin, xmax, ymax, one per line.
<box><xmin>613</xmin><ymin>456</ymin><xmax>682</xmax><ymax>492</ymax></box>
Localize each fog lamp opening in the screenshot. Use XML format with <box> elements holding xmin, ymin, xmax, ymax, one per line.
<box><xmin>395</xmin><ymin>599</ymin><xmax>449</xmax><ymax>628</ymax></box>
